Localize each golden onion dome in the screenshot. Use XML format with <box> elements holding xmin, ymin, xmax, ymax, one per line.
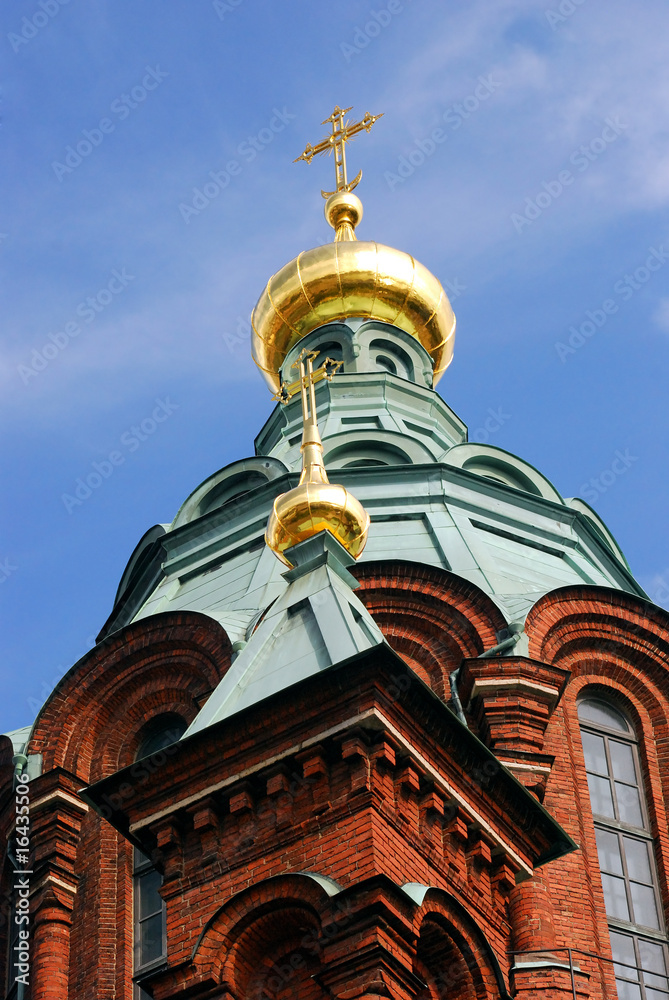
<box><xmin>259</xmin><ymin>105</ymin><xmax>454</xmax><ymax>564</ymax></box>
<box><xmin>253</xmin><ymin>110</ymin><xmax>456</xmax><ymax>393</ymax></box>
<box><xmin>251</xmin><ymin>222</ymin><xmax>456</xmax><ymax>393</ymax></box>
<box><xmin>266</xmin><ymin>476</ymin><xmax>370</xmax><ymax>567</ymax></box>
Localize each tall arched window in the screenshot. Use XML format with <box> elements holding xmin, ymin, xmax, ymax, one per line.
<box><xmin>578</xmin><ymin>697</ymin><xmax>669</xmax><ymax>1000</ymax></box>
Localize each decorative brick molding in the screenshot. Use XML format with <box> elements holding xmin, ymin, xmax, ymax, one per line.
<box><xmin>6</xmin><ymin>575</ymin><xmax>669</xmax><ymax>997</ymax></box>
<box><xmin>144</xmin><ymin>873</ymin><xmax>514</xmax><ymax>1000</ymax></box>
<box><xmin>82</xmin><ymin>645</ymin><xmax>574</xmax><ymax>999</ymax></box>
<box><xmin>0</xmin><ymin>613</ymin><xmax>232</xmax><ymax>1000</ymax></box>
<box><xmin>458</xmin><ymin>656</ymin><xmax>570</xmax><ymax>753</ymax></box>
<box><xmin>26</xmin><ymin>769</ymin><xmax>88</xmax><ymax>1000</ymax></box>
<box><xmin>526</xmin><ymin>586</ymin><xmax>669</xmax><ymax>668</ymax></box>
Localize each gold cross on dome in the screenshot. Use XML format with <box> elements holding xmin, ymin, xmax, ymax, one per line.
<box><xmin>272</xmin><ymin>349</ymin><xmax>343</xmax><ymax>408</ymax></box>
<box><xmin>294</xmin><ymin>105</ymin><xmax>383</xmax><ymax>198</ymax></box>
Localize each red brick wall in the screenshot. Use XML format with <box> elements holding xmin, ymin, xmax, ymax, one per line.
<box><xmin>2</xmin><ymin>576</ymin><xmax>669</xmax><ymax>1000</ymax></box>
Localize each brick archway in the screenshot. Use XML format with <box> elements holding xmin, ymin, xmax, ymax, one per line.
<box><xmin>413</xmin><ymin>888</ymin><xmax>513</xmax><ymax>1000</ymax></box>
<box><xmin>190</xmin><ymin>873</ymin><xmax>343</xmax><ymax>996</ymax></box>
<box><xmin>29</xmin><ymin>611</ymin><xmax>232</xmax><ymax>781</ymax></box>
<box><xmin>353</xmin><ymin>561</ymin><xmax>506</xmax><ymax>697</ymax></box>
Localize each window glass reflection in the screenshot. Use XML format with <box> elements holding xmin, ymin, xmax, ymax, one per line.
<box><xmin>583</xmin><ymin>731</ymin><xmax>609</xmax><ymax>773</ymax></box>
<box><xmin>578</xmin><ymin>699</ymin><xmax>630</xmax><ymax>732</ymax></box>
<box><xmin>625</xmin><ymin>839</ymin><xmax>653</xmax><ymax>884</ymax></box>
<box><xmin>597</xmin><ymin>828</ymin><xmax>624</xmax><ymax>875</ymax></box>
<box><xmin>611</xmin><ymin>741</ymin><xmax>638</xmax><ymax>784</ymax></box>
<box><xmin>616</xmin><ymin>783</ymin><xmax>644</xmax><ymax>829</ymax></box>
<box><xmin>603</xmin><ymin>873</ymin><xmax>632</xmax><ymax>921</ymax></box>
<box><xmin>588</xmin><ymin>772</ymin><xmax>616</xmax><ymax>818</ymax></box>
<box><xmin>630</xmin><ymin>883</ymin><xmax>660</xmax><ymax>931</ymax></box>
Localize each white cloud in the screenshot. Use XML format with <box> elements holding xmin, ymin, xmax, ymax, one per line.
<box><xmin>374</xmin><ymin>0</ymin><xmax>669</xmax><ymax>218</ymax></box>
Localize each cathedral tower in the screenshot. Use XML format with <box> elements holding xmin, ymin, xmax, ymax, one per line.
<box><xmin>2</xmin><ymin>106</ymin><xmax>668</xmax><ymax>1000</ymax></box>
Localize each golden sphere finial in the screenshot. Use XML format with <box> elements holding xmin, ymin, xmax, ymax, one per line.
<box><xmin>324</xmin><ymin>191</ymin><xmax>363</xmax><ymax>241</ymax></box>
<box><xmin>251</xmin><ymin>103</ymin><xmax>456</xmax><ymax>393</ymax></box>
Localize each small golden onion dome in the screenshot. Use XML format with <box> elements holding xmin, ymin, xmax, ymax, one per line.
<box><xmin>265</xmin><ymin>353</ymin><xmax>370</xmax><ymax>567</ymax></box>
<box><xmin>251</xmin><ymin>238</ymin><xmax>456</xmax><ymax>394</ymax></box>
<box><xmin>265</xmin><ymin>478</ymin><xmax>370</xmax><ymax>567</ymax></box>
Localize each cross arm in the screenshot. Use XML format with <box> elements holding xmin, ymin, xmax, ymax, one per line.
<box><xmin>294</xmin><ymin>137</ymin><xmax>333</xmax><ymax>164</ymax></box>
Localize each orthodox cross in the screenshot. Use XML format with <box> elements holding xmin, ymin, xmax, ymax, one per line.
<box><xmin>273</xmin><ymin>350</ymin><xmax>342</xmax><ymax>416</ymax></box>
<box><xmin>294</xmin><ymin>105</ymin><xmax>383</xmax><ymax>198</ymax></box>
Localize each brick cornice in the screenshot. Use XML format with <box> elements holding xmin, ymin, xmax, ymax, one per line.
<box><xmin>83</xmin><ymin>647</ymin><xmax>575</xmax><ymax>881</ymax></box>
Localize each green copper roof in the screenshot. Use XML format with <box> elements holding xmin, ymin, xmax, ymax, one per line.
<box><xmin>96</xmin><ymin>320</ymin><xmax>645</xmax><ymax>647</ymax></box>
<box><xmin>184</xmin><ymin>533</ymin><xmax>386</xmax><ymax>734</ymax></box>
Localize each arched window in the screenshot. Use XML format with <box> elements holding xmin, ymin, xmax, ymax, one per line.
<box><xmin>578</xmin><ymin>696</ymin><xmax>669</xmax><ymax>1000</ymax></box>
<box><xmin>369</xmin><ymin>338</ymin><xmax>413</xmax><ymax>380</ymax></box>
<box><xmin>136</xmin><ymin>713</ymin><xmax>187</xmax><ymax>760</ymax></box>
<box><xmin>375</xmin><ymin>354</ymin><xmax>397</xmax><ymax>375</ymax></box>
<box><xmin>311</xmin><ymin>340</ymin><xmax>344</xmax><ymax>366</ymax></box>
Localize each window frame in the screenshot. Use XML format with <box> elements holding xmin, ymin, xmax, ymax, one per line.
<box><xmin>132</xmin><ymin>847</ymin><xmax>167</xmax><ymax>1000</ymax></box>
<box><xmin>579</xmin><ymin>695</ymin><xmax>669</xmax><ymax>1000</ymax></box>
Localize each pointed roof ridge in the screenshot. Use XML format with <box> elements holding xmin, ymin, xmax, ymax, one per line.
<box><xmin>183</xmin><ymin>532</ymin><xmax>386</xmax><ymax>738</ymax></box>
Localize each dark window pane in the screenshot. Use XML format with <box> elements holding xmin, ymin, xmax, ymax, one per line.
<box><xmin>139</xmin><ymin>913</ymin><xmax>164</xmax><ymax>966</ymax></box>
<box><xmin>602</xmin><ymin>873</ymin><xmax>631</xmax><ymax>921</ymax></box>
<box><xmin>610</xmin><ymin>741</ymin><xmax>638</xmax><ymax>785</ymax></box>
<box><xmin>582</xmin><ymin>732</ymin><xmax>609</xmax><ymax>774</ymax></box>
<box><xmin>579</xmin><ymin>700</ymin><xmax>630</xmax><ymax>732</ymax></box>
<box><xmin>138</xmin><ymin>868</ymin><xmax>163</xmax><ymax>919</ymax></box>
<box><xmin>134</xmin><ymin>847</ymin><xmax>151</xmax><ymax>872</ymax></box>
<box><xmin>624</xmin><ymin>839</ymin><xmax>653</xmax><ymax>884</ymax></box>
<box><xmin>630</xmin><ymin>882</ymin><xmax>660</xmax><ymax>930</ymax></box>
<box><xmin>615</xmin><ymin>783</ymin><xmax>644</xmax><ymax>828</ymax></box>
<box><xmin>138</xmin><ymin>717</ymin><xmax>187</xmax><ymax>760</ymax></box>
<box><xmin>597</xmin><ymin>828</ymin><xmax>624</xmax><ymax>874</ymax></box>
<box><xmin>588</xmin><ymin>773</ymin><xmax>616</xmax><ymax>818</ymax></box>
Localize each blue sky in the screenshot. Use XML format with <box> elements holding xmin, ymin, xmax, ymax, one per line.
<box><xmin>1</xmin><ymin>0</ymin><xmax>668</xmax><ymax>733</ymax></box>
